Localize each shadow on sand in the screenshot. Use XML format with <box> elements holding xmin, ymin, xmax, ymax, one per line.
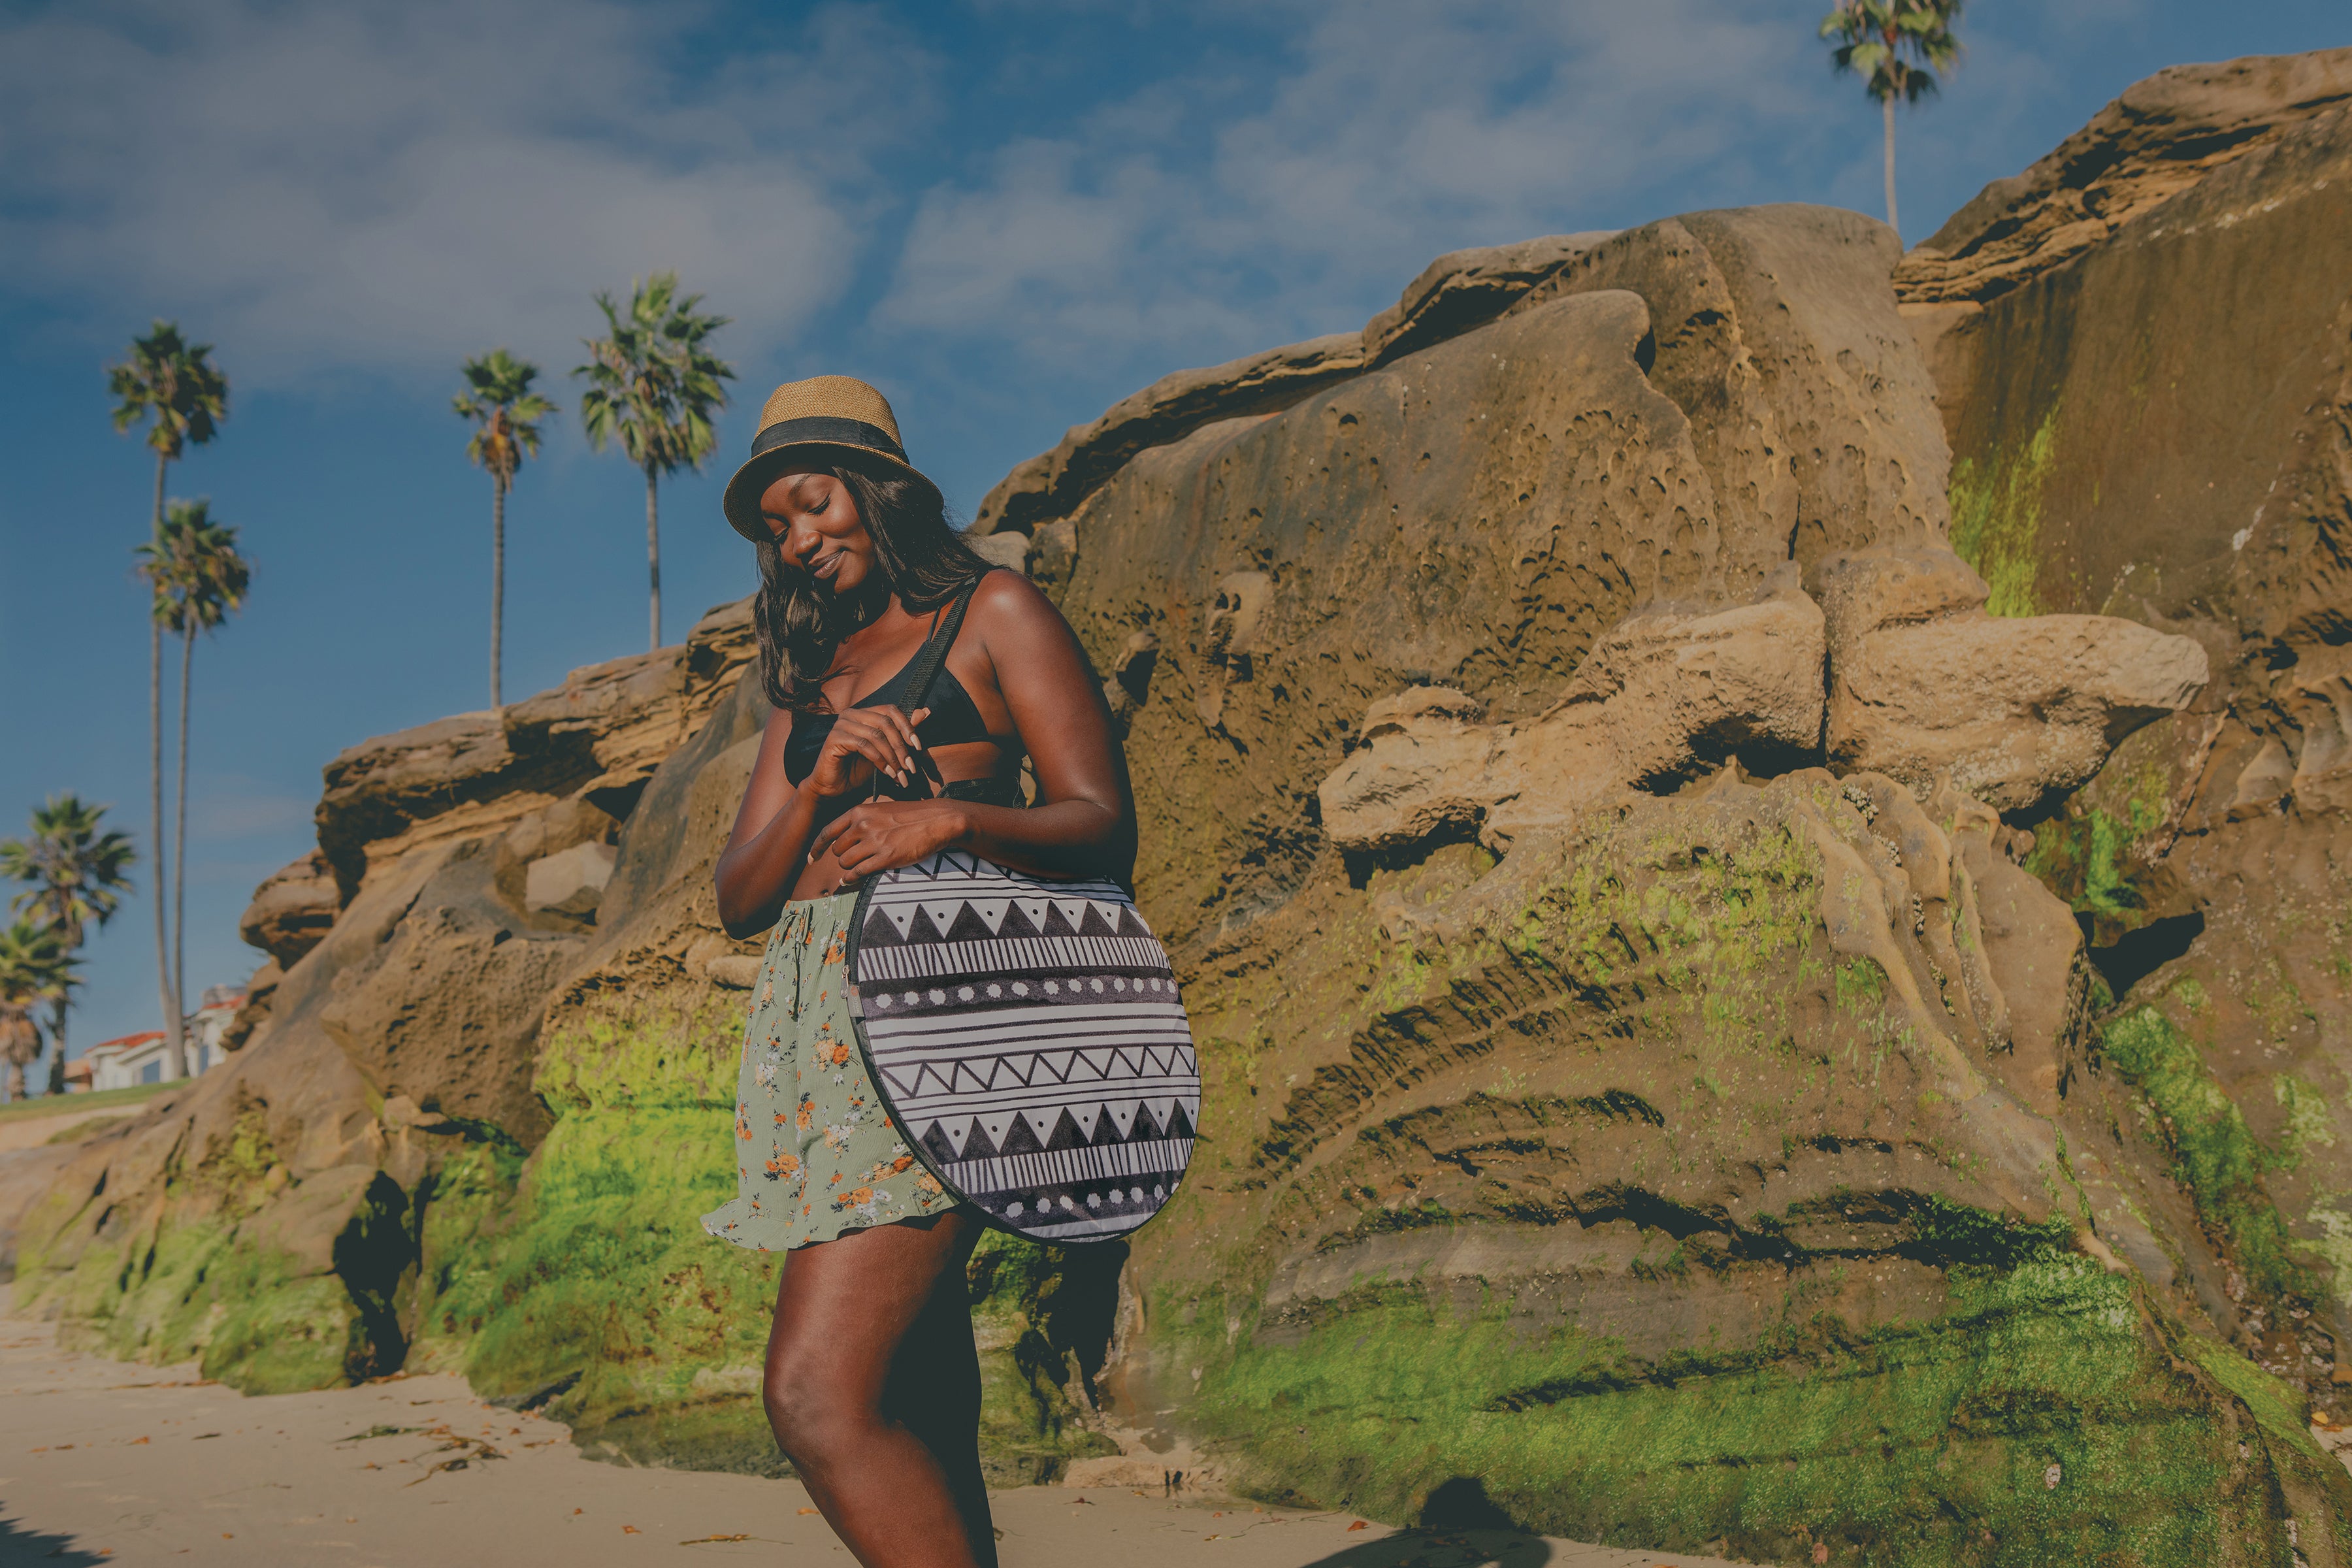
<box><xmin>1298</xmin><ymin>1478</ymin><xmax>1553</xmax><ymax>1568</ymax></box>
<box><xmin>0</xmin><ymin>1503</ymin><xmax>107</xmax><ymax>1566</ymax></box>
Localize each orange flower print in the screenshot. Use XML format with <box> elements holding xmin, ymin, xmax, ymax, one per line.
<box><xmin>823</xmin><ymin>930</ymin><xmax>845</xmax><ymax>966</ymax></box>
<box><xmin>735</xmin><ymin>1103</ymin><xmax>751</xmax><ymax>1141</ymax></box>
<box><xmin>796</xmin><ymin>1095</ymin><xmax>814</xmax><ymax>1130</ymax></box>
<box><xmin>763</xmin><ymin>1152</ymin><xmax>801</xmax><ymax>1181</ymax></box>
<box><xmin>829</xmin><ymin>1042</ymin><xmax>851</xmax><ymax>1068</ymax></box>
<box><xmin>774</xmin><ymin>1110</ymin><xmax>791</xmax><ymax>1126</ymax></box>
<box><xmin>890</xmin><ymin>1156</ymin><xmax>914</xmax><ymax>1175</ymax></box>
<box><xmin>915</xmin><ymin>1173</ymin><xmax>943</xmax><ymax>1196</ymax></box>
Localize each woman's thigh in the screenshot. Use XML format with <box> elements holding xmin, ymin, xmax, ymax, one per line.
<box><xmin>764</xmin><ymin>1210</ymin><xmax>983</xmax><ymax>1430</ymax></box>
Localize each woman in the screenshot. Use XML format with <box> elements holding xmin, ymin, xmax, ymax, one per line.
<box><xmin>703</xmin><ymin>376</ymin><xmax>1135</xmax><ymax>1568</ymax></box>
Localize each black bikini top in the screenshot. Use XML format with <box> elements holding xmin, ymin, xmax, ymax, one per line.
<box><xmin>783</xmin><ymin>576</ymin><xmax>1022</xmax><ymax>823</ymax></box>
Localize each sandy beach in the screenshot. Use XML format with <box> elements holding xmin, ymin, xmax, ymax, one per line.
<box><xmin>0</xmin><ymin>1286</ymin><xmax>1742</xmax><ymax>1568</ymax></box>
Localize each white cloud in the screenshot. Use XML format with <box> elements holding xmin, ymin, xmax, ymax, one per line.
<box><xmin>878</xmin><ymin>0</ymin><xmax>1829</xmax><ymax>369</ymax></box>
<box><xmin>0</xmin><ymin>0</ymin><xmax>935</xmax><ymax>383</ymax></box>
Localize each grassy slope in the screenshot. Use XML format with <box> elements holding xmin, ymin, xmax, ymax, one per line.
<box><xmin>0</xmin><ymin>1081</ymin><xmax>175</xmax><ymax>1124</ymax></box>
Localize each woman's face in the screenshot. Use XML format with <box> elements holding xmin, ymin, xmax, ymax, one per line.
<box><xmin>759</xmin><ymin>466</ymin><xmax>874</xmax><ymax>594</ymax></box>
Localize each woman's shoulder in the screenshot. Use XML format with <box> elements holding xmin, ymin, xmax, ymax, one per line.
<box><xmin>965</xmin><ymin>564</ymin><xmax>1063</xmax><ymax>633</ymax></box>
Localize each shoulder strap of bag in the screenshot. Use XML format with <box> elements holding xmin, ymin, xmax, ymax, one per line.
<box><xmin>892</xmin><ymin>575</ymin><xmax>983</xmax><ymax>717</ymax></box>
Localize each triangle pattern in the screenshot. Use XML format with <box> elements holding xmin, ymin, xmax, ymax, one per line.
<box><xmin>841</xmin><ymin>852</ymin><xmax>1200</xmax><ymax>1243</ymax></box>
<box><xmin>958</xmin><ymin>1118</ymin><xmax>998</xmax><ymax>1162</ymax></box>
<box><xmin>943</xmin><ymin>902</ymin><xmax>1000</xmax><ymax>942</ymax></box>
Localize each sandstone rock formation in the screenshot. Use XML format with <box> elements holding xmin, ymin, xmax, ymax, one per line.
<box><xmin>1895</xmin><ymin>47</ymin><xmax>2352</xmax><ymax>1407</ymax></box>
<box><xmin>1317</xmin><ymin>572</ymin><xmax>1827</xmax><ymax>855</ymax></box>
<box><xmin>8</xmin><ymin>48</ymin><xmax>2352</xmax><ymax>1567</ymax></box>
<box><xmin>1897</xmin><ymin>48</ymin><xmax>2352</xmax><ymax>311</ymax></box>
<box><xmin>971</xmin><ymin>231</ymin><xmax>1618</xmax><ymax>538</ymax></box>
<box><xmin>1808</xmin><ymin>545</ymin><xmax>2211</xmax><ymax>809</ymax></box>
<box><xmin>3</xmin><ymin>598</ymin><xmax>762</xmax><ymax>1387</ymax></box>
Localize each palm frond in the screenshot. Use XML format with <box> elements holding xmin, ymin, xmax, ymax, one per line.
<box><xmin>1819</xmin><ymin>0</ymin><xmax>1960</xmax><ymax>103</ymax></box>
<box><xmin>107</xmin><ymin>319</ymin><xmax>229</xmax><ymax>462</ymax></box>
<box><xmin>572</xmin><ymin>271</ymin><xmax>736</xmax><ymax>480</ymax></box>
<box><xmin>0</xmin><ymin>794</ymin><xmax>135</xmax><ymax>949</ymax></box>
<box><xmin>136</xmin><ymin>500</ymin><xmax>251</xmax><ymax>637</ymax></box>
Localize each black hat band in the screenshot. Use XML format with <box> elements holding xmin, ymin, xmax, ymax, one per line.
<box><xmin>749</xmin><ymin>416</ymin><xmax>908</xmax><ymax>464</ymax></box>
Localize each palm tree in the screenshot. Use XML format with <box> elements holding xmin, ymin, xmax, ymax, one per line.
<box><xmin>0</xmin><ymin>919</ymin><xmax>78</xmax><ymax>1103</ymax></box>
<box><xmin>134</xmin><ymin>501</ymin><xmax>250</xmax><ymax>1079</ymax></box>
<box><xmin>454</xmin><ymin>350</ymin><xmax>559</xmax><ymax>709</ymax></box>
<box><xmin>575</xmin><ymin>273</ymin><xmax>734</xmax><ymax>650</ymax></box>
<box><xmin>0</xmin><ymin>795</ymin><xmax>136</xmax><ymax>1096</ymax></box>
<box><xmin>1820</xmin><ymin>0</ymin><xmax>1963</xmax><ymax>239</ymax></box>
<box><xmin>109</xmin><ymin>322</ymin><xmax>227</xmax><ymax>1083</ymax></box>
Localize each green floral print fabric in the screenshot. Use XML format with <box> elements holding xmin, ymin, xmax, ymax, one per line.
<box><xmin>701</xmin><ymin>890</ymin><xmax>958</xmax><ymax>1252</ymax></box>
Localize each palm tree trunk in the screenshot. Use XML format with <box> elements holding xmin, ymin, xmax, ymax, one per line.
<box><xmin>149</xmin><ymin>580</ymin><xmax>182</xmax><ymax>1083</ymax></box>
<box><xmin>1883</xmin><ymin>95</ymin><xmax>1899</xmax><ymax>238</ymax></box>
<box><xmin>149</xmin><ymin>447</ymin><xmax>184</xmax><ymax>1080</ymax></box>
<box><xmin>46</xmin><ymin>996</ymin><xmax>67</xmax><ymax>1097</ymax></box>
<box><xmin>645</xmin><ymin>465</ymin><xmax>662</xmax><ymax>651</ymax></box>
<box><xmin>172</xmin><ymin>628</ymin><xmax>193</xmax><ymax>1077</ymax></box>
<box><xmin>491</xmin><ymin>477</ymin><xmax>506</xmax><ymax>709</ymax></box>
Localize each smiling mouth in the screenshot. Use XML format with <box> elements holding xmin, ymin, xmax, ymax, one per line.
<box><xmin>810</xmin><ymin>553</ymin><xmax>843</xmax><ymax>581</ymax></box>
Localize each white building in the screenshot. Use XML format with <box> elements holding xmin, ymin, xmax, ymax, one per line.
<box><xmin>75</xmin><ymin>985</ymin><xmax>247</xmax><ymax>1090</ymax></box>
<box><xmin>80</xmin><ymin>1030</ymin><xmax>169</xmax><ymax>1089</ymax></box>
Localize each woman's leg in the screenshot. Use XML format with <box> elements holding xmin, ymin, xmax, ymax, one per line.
<box><xmin>763</xmin><ymin>1209</ymin><xmax>996</xmax><ymax>1568</ymax></box>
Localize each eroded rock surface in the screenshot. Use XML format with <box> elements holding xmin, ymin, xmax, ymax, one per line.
<box><xmin>1318</xmin><ymin>574</ymin><xmax>1825</xmax><ymax>855</ymax></box>
<box><xmin>1895</xmin><ymin>46</ymin><xmax>2352</xmax><ymax>309</ymax></box>
<box><xmin>1810</xmin><ymin>545</ymin><xmax>2209</xmax><ymax>809</ymax></box>
<box><xmin>6</xmin><ymin>598</ymin><xmax>760</xmax><ymax>1392</ymax></box>
<box><xmin>1901</xmin><ymin>48</ymin><xmax>2352</xmax><ymax>1408</ymax></box>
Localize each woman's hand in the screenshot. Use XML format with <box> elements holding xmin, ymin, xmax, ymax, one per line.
<box><xmin>807</xmin><ymin>799</ymin><xmax>972</xmax><ymax>890</ymax></box>
<box><xmin>804</xmin><ymin>706</ymin><xmax>932</xmax><ymax>797</ymax></box>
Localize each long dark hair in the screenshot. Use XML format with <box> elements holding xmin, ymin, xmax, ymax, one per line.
<box><xmin>753</xmin><ymin>458</ymin><xmax>992</xmax><ymax>712</ymax></box>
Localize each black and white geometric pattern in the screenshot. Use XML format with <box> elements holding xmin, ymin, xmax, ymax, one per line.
<box><xmin>846</xmin><ymin>850</ymin><xmax>1199</xmax><ymax>1243</ymax></box>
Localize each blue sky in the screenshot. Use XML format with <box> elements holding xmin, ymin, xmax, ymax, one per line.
<box><xmin>1</xmin><ymin>0</ymin><xmax>2345</xmax><ymax>1068</ymax></box>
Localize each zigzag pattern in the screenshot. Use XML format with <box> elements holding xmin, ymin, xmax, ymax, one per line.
<box><xmin>849</xmin><ymin>852</ymin><xmax>1200</xmax><ymax>1246</ymax></box>
<box><xmin>882</xmin><ymin>1044</ymin><xmax>1196</xmax><ymax>1101</ymax></box>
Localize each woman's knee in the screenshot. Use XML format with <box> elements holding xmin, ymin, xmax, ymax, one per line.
<box><xmin>763</xmin><ymin>1348</ymin><xmax>866</xmax><ymax>1461</ymax></box>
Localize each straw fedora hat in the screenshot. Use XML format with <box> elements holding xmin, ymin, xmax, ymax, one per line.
<box><xmin>722</xmin><ymin>375</ymin><xmax>941</xmax><ymax>542</ymax></box>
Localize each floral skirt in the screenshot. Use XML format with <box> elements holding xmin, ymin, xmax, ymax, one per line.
<box><xmin>701</xmin><ymin>890</ymin><xmax>959</xmax><ymax>1252</ymax></box>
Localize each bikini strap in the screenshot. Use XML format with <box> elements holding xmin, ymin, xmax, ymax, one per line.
<box><xmin>893</xmin><ymin>576</ymin><xmax>983</xmax><ymax>718</ymax></box>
